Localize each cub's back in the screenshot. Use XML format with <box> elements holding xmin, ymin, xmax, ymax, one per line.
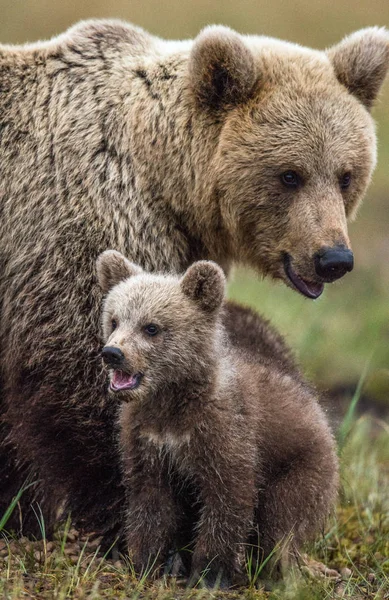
<box><xmin>223</xmin><ymin>301</ymin><xmax>300</xmax><ymax>376</ymax></box>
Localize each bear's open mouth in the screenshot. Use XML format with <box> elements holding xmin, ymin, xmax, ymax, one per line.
<box><xmin>283</xmin><ymin>254</ymin><xmax>324</xmax><ymax>299</ymax></box>
<box><xmin>110</xmin><ymin>370</ymin><xmax>143</xmax><ymax>392</ymax></box>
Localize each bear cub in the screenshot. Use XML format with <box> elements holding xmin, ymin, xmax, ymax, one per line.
<box><xmin>96</xmin><ymin>250</ymin><xmax>339</xmax><ymax>588</ymax></box>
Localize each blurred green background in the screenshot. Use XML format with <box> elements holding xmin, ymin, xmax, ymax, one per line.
<box><xmin>1</xmin><ymin>0</ymin><xmax>388</xmax><ymax>396</ymax></box>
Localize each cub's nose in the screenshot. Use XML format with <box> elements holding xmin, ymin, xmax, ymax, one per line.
<box><xmin>101</xmin><ymin>346</ymin><xmax>125</xmax><ymax>367</ymax></box>
<box><xmin>314</xmin><ymin>246</ymin><xmax>354</xmax><ymax>282</ymax></box>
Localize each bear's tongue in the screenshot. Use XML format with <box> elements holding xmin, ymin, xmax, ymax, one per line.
<box><xmin>284</xmin><ymin>257</ymin><xmax>324</xmax><ymax>299</ymax></box>
<box><xmin>290</xmin><ymin>271</ymin><xmax>324</xmax><ymax>299</ymax></box>
<box><xmin>111</xmin><ymin>370</ymin><xmax>141</xmax><ymax>391</ymax></box>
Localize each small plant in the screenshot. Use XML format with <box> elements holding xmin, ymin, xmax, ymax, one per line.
<box><xmin>0</xmin><ymin>479</ymin><xmax>37</xmax><ymax>533</ymax></box>
<box><xmin>338</xmin><ymin>350</ymin><xmax>375</xmax><ymax>450</ymax></box>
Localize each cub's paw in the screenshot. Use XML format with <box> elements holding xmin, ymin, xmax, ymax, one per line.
<box><xmin>189</xmin><ymin>562</ymin><xmax>232</xmax><ymax>590</ymax></box>
<box><xmin>127</xmin><ymin>547</ymin><xmax>164</xmax><ymax>579</ymax></box>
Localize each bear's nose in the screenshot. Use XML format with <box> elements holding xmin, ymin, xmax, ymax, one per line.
<box><xmin>101</xmin><ymin>346</ymin><xmax>125</xmax><ymax>367</ymax></box>
<box><xmin>314</xmin><ymin>246</ymin><xmax>354</xmax><ymax>282</ymax></box>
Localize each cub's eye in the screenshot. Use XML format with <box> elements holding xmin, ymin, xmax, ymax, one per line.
<box><xmin>111</xmin><ymin>319</ymin><xmax>117</xmax><ymax>332</ymax></box>
<box><xmin>144</xmin><ymin>323</ymin><xmax>159</xmax><ymax>337</ymax></box>
<box><xmin>340</xmin><ymin>172</ymin><xmax>352</xmax><ymax>190</ymax></box>
<box><xmin>280</xmin><ymin>170</ymin><xmax>300</xmax><ymax>189</ymax></box>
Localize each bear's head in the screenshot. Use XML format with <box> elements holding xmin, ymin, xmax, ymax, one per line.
<box><xmin>189</xmin><ymin>26</ymin><xmax>389</xmax><ymax>298</ymax></box>
<box><xmin>96</xmin><ymin>250</ymin><xmax>225</xmax><ymax>398</ymax></box>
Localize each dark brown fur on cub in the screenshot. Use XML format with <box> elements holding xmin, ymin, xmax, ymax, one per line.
<box><xmin>97</xmin><ymin>251</ymin><xmax>339</xmax><ymax>588</ymax></box>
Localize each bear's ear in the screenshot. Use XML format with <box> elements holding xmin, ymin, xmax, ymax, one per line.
<box><xmin>327</xmin><ymin>27</ymin><xmax>389</xmax><ymax>109</ymax></box>
<box><xmin>181</xmin><ymin>261</ymin><xmax>226</xmax><ymax>313</ymax></box>
<box><xmin>189</xmin><ymin>25</ymin><xmax>257</xmax><ymax>110</ymax></box>
<box><xmin>96</xmin><ymin>250</ymin><xmax>142</xmax><ymax>293</ymax></box>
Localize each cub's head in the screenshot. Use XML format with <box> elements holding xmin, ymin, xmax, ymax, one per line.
<box><xmin>189</xmin><ymin>26</ymin><xmax>389</xmax><ymax>298</ymax></box>
<box><xmin>96</xmin><ymin>250</ymin><xmax>225</xmax><ymax>398</ymax></box>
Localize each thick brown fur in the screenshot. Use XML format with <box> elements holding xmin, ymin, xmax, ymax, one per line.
<box><xmin>0</xmin><ymin>21</ymin><xmax>387</xmax><ymax>538</ymax></box>
<box><xmin>97</xmin><ymin>252</ymin><xmax>338</xmax><ymax>588</ymax></box>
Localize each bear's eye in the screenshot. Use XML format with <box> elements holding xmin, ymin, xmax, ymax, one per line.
<box><xmin>144</xmin><ymin>323</ymin><xmax>159</xmax><ymax>337</ymax></box>
<box><xmin>111</xmin><ymin>319</ymin><xmax>117</xmax><ymax>332</ymax></box>
<box><xmin>340</xmin><ymin>172</ymin><xmax>352</xmax><ymax>190</ymax></box>
<box><xmin>280</xmin><ymin>170</ymin><xmax>300</xmax><ymax>189</ymax></box>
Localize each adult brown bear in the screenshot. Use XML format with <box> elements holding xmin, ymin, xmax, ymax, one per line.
<box><xmin>0</xmin><ymin>21</ymin><xmax>388</xmax><ymax>540</ymax></box>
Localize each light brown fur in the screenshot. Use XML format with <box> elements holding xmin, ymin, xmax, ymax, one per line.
<box><xmin>0</xmin><ymin>21</ymin><xmax>387</xmax><ymax>537</ymax></box>
<box><xmin>97</xmin><ymin>251</ymin><xmax>338</xmax><ymax>588</ymax></box>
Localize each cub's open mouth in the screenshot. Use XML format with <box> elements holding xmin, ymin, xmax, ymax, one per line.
<box><xmin>283</xmin><ymin>254</ymin><xmax>324</xmax><ymax>300</ymax></box>
<box><xmin>110</xmin><ymin>370</ymin><xmax>143</xmax><ymax>392</ymax></box>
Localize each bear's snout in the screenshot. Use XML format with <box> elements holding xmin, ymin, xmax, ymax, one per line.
<box><xmin>101</xmin><ymin>346</ymin><xmax>125</xmax><ymax>367</ymax></box>
<box><xmin>314</xmin><ymin>246</ymin><xmax>354</xmax><ymax>282</ymax></box>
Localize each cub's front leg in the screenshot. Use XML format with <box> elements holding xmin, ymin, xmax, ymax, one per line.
<box><xmin>120</xmin><ymin>430</ymin><xmax>178</xmax><ymax>575</ymax></box>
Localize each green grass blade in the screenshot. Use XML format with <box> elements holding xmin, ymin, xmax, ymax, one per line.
<box><xmin>338</xmin><ymin>349</ymin><xmax>375</xmax><ymax>449</ymax></box>
<box><xmin>0</xmin><ymin>480</ymin><xmax>37</xmax><ymax>532</ymax></box>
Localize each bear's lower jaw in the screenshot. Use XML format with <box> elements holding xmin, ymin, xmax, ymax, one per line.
<box><xmin>110</xmin><ymin>370</ymin><xmax>143</xmax><ymax>392</ymax></box>
<box><xmin>283</xmin><ymin>254</ymin><xmax>324</xmax><ymax>299</ymax></box>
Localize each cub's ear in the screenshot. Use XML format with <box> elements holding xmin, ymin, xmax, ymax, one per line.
<box><xmin>181</xmin><ymin>261</ymin><xmax>226</xmax><ymax>313</ymax></box>
<box><xmin>96</xmin><ymin>250</ymin><xmax>142</xmax><ymax>293</ymax></box>
<box><xmin>189</xmin><ymin>25</ymin><xmax>257</xmax><ymax>110</ymax></box>
<box><xmin>327</xmin><ymin>27</ymin><xmax>389</xmax><ymax>109</ymax></box>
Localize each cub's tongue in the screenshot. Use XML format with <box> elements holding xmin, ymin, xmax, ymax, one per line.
<box><xmin>111</xmin><ymin>370</ymin><xmax>140</xmax><ymax>391</ymax></box>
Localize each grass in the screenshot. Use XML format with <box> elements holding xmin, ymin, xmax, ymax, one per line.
<box><xmin>0</xmin><ymin>481</ymin><xmax>37</xmax><ymax>534</ymax></box>
<box><xmin>0</xmin><ymin>411</ymin><xmax>388</xmax><ymax>599</ymax></box>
